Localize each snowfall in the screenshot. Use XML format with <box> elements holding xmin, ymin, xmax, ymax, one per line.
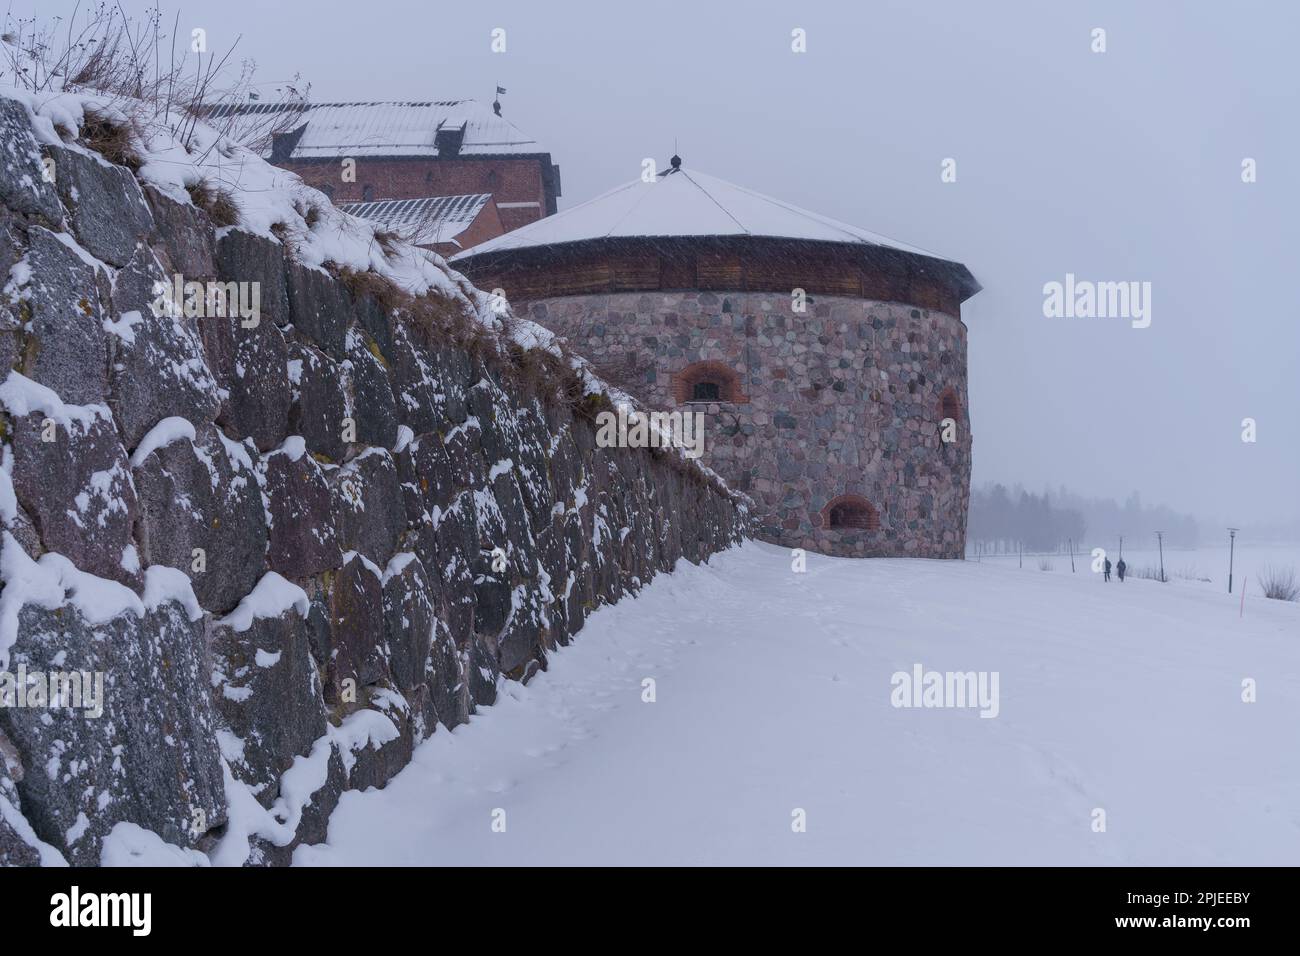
<box><xmin>5</xmin><ymin>79</ymin><xmax>1296</xmax><ymax>868</ymax></box>
<box><xmin>284</xmin><ymin>540</ymin><xmax>1300</xmax><ymax>867</ymax></box>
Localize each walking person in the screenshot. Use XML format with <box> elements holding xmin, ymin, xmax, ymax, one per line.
<box><xmin>1103</xmin><ymin>557</ymin><xmax>1112</xmax><ymax>582</ymax></box>
<box><xmin>1116</xmin><ymin>558</ymin><xmax>1126</xmax><ymax>582</ymax></box>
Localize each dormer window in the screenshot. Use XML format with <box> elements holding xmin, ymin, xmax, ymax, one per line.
<box><xmin>435</xmin><ymin>121</ymin><xmax>466</xmax><ymax>156</ymax></box>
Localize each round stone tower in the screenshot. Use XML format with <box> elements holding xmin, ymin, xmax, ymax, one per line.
<box><xmin>454</xmin><ymin>161</ymin><xmax>981</xmax><ymax>558</ymax></box>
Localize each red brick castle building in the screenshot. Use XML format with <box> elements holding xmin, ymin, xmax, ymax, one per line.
<box><xmin>221</xmin><ymin>99</ymin><xmax>560</xmax><ymax>254</ymax></box>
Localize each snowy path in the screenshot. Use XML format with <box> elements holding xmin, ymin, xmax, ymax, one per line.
<box><xmin>296</xmin><ymin>542</ymin><xmax>1300</xmax><ymax>866</ymax></box>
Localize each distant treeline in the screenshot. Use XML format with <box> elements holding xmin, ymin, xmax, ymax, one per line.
<box><xmin>1231</xmin><ymin>517</ymin><xmax>1300</xmax><ymax>543</ymax></box>
<box><xmin>968</xmin><ymin>484</ymin><xmax>1199</xmax><ymax>553</ymax></box>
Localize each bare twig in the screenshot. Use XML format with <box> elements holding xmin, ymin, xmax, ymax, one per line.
<box><xmin>1</xmin><ymin>3</ymin><xmax>308</xmax><ymax>158</ymax></box>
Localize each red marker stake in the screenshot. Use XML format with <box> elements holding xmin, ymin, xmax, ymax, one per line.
<box><xmin>1240</xmin><ymin>577</ymin><xmax>1247</xmax><ymax>618</ymax></box>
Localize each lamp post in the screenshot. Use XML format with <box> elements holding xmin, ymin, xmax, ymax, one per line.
<box><xmin>1227</xmin><ymin>529</ymin><xmax>1239</xmax><ymax>594</ymax></box>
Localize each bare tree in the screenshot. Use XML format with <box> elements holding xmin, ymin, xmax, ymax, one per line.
<box><xmin>1</xmin><ymin>3</ymin><xmax>309</xmax><ymax>159</ymax></box>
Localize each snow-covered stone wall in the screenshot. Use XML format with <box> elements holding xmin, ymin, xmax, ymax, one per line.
<box><xmin>0</xmin><ymin>90</ymin><xmax>747</xmax><ymax>866</ymax></box>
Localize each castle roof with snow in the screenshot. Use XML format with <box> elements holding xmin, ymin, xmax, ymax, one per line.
<box><xmin>456</xmin><ymin>162</ymin><xmax>932</xmax><ymax>257</ymax></box>
<box><xmin>210</xmin><ymin>100</ymin><xmax>546</xmax><ymax>160</ymax></box>
<box><xmin>341</xmin><ymin>194</ymin><xmax>494</xmax><ymax>247</ymax></box>
<box><xmin>454</xmin><ymin>161</ymin><xmax>980</xmax><ymax>309</ymax></box>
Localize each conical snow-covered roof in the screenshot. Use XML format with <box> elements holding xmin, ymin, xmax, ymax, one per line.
<box><xmin>453</xmin><ymin>164</ymin><xmax>934</xmax><ymax>260</ymax></box>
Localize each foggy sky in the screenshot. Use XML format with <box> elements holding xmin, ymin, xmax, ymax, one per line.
<box><xmin>27</xmin><ymin>0</ymin><xmax>1298</xmax><ymax>526</ymax></box>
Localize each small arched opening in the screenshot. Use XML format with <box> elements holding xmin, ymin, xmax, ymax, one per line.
<box><xmin>820</xmin><ymin>495</ymin><xmax>881</xmax><ymax>532</ymax></box>
<box><xmin>672</xmin><ymin>360</ymin><xmax>747</xmax><ymax>404</ymax></box>
<box><xmin>939</xmin><ymin>387</ymin><xmax>961</xmax><ymax>423</ymax></box>
<box><xmin>692</xmin><ymin>380</ymin><xmax>721</xmax><ymax>402</ymax></box>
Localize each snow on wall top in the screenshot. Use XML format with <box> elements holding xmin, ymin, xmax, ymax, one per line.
<box><xmin>453</xmin><ymin>165</ymin><xmax>935</xmax><ymax>260</ymax></box>
<box><xmin>209</xmin><ymin>100</ymin><xmax>545</xmax><ymax>159</ymax></box>
<box><xmin>0</xmin><ymin>86</ymin><xmax>471</xmax><ymax>300</ymax></box>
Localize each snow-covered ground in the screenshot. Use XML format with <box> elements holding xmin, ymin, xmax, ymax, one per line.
<box><xmin>296</xmin><ymin>541</ymin><xmax>1300</xmax><ymax>866</ymax></box>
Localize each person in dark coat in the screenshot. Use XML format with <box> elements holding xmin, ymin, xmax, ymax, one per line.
<box><xmin>1117</xmin><ymin>558</ymin><xmax>1127</xmax><ymax>582</ymax></box>
<box><xmin>1103</xmin><ymin>557</ymin><xmax>1112</xmax><ymax>582</ymax></box>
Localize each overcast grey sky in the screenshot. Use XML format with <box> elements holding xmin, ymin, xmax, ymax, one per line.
<box><xmin>25</xmin><ymin>0</ymin><xmax>1298</xmax><ymax>526</ymax></box>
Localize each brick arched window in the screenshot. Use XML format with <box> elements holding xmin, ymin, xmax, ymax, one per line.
<box><xmin>820</xmin><ymin>494</ymin><xmax>881</xmax><ymax>531</ymax></box>
<box><xmin>671</xmin><ymin>360</ymin><xmax>748</xmax><ymax>404</ymax></box>
<box><xmin>939</xmin><ymin>387</ymin><xmax>961</xmax><ymax>423</ymax></box>
<box><xmin>693</xmin><ymin>380</ymin><xmax>721</xmax><ymax>402</ymax></box>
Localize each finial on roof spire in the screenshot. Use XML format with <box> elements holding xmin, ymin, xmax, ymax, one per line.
<box><xmin>658</xmin><ymin>153</ymin><xmax>682</xmax><ymax>177</ymax></box>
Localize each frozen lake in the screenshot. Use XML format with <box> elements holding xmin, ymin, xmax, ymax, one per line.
<box><xmin>968</xmin><ymin>541</ymin><xmax>1300</xmax><ymax>597</ymax></box>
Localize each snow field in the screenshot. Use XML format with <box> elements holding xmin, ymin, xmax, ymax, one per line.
<box><xmin>298</xmin><ymin>541</ymin><xmax>1300</xmax><ymax>866</ymax></box>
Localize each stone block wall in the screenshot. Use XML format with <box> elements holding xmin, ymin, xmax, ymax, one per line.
<box><xmin>0</xmin><ymin>95</ymin><xmax>746</xmax><ymax>866</ymax></box>
<box><xmin>525</xmin><ymin>289</ymin><xmax>971</xmax><ymax>558</ymax></box>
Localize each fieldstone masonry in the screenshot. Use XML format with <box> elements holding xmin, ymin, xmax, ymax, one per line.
<box><xmin>0</xmin><ymin>93</ymin><xmax>746</xmax><ymax>866</ymax></box>
<box><xmin>527</xmin><ymin>290</ymin><xmax>971</xmax><ymax>558</ymax></box>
